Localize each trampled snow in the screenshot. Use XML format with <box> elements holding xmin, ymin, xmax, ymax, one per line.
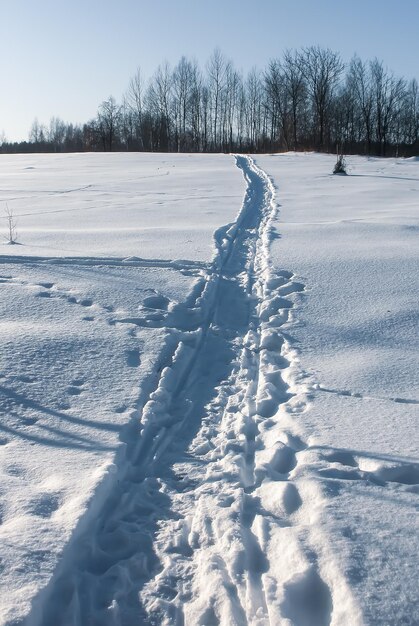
<box><xmin>0</xmin><ymin>152</ymin><xmax>418</xmax><ymax>625</ymax></box>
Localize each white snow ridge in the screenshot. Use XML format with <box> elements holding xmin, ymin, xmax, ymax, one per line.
<box><xmin>1</xmin><ymin>153</ymin><xmax>418</xmax><ymax>626</ymax></box>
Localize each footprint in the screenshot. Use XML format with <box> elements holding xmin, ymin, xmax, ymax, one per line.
<box><xmin>97</xmin><ymin>526</ymin><xmax>140</xmax><ymax>561</ymax></box>
<box><xmin>278</xmin><ymin>281</ymin><xmax>305</xmax><ymax>296</ymax></box>
<box><xmin>112</xmin><ymin>314</ymin><xmax>164</xmax><ymax>329</ymax></box>
<box><xmin>256</xmin><ymin>381</ymin><xmax>288</xmax><ymax>418</ymax></box>
<box><xmin>142</xmin><ymin>294</ymin><xmax>170</xmax><ymax>310</ymax></box>
<box><xmin>281</xmin><ymin>483</ymin><xmax>303</xmax><ymax>515</ymax></box>
<box><xmin>17</xmin><ymin>374</ymin><xmax>36</xmax><ymax>383</ymax></box>
<box><xmin>259</xmin><ymin>330</ymin><xmax>284</xmax><ymax>351</ymax></box>
<box><xmin>277</xmin><ymin>270</ymin><xmax>293</xmax><ymax>280</ymax></box>
<box><xmin>172</xmin><ymin>472</ymin><xmax>198</xmax><ymax>494</ymax></box>
<box><xmin>266</xmin><ymin>276</ymin><xmax>288</xmax><ymax>290</ymax></box>
<box><xmin>80</xmin><ymin>298</ymin><xmax>93</xmax><ymax>307</ymax></box>
<box><xmin>321</xmin><ymin>449</ymin><xmax>357</xmax><ymax>467</ymax></box>
<box><xmin>28</xmin><ymin>493</ymin><xmax>61</xmax><ymax>518</ymax></box>
<box><xmin>372</xmin><ymin>463</ymin><xmax>419</xmax><ymax>486</ymax></box>
<box><xmin>38</xmin><ymin>282</ymin><xmax>54</xmax><ymax>289</ymax></box>
<box><xmin>155</xmin><ymin>579</ymin><xmax>178</xmax><ymax>601</ymax></box>
<box><xmin>70</xmin><ymin>379</ymin><xmax>85</xmax><ymax>387</ymax></box>
<box><xmin>281</xmin><ymin>566</ymin><xmax>332</xmax><ymax>626</ymax></box>
<box><xmin>283</xmin><ymin>432</ymin><xmax>307</xmax><ymax>452</ymax></box>
<box><xmin>57</xmin><ymin>401</ymin><xmax>71</xmax><ymax>410</ymax></box>
<box><xmin>67</xmin><ymin>386</ymin><xmax>82</xmax><ymax>396</ymax></box>
<box><xmin>20</xmin><ymin>416</ymin><xmax>38</xmax><ymax>425</ymax></box>
<box><xmin>259</xmin><ymin>296</ymin><xmax>292</xmax><ymax>322</ymax></box>
<box><xmin>218</xmin><ymin>495</ymin><xmax>235</xmax><ymax>508</ymax></box>
<box><xmin>127</xmin><ymin>350</ymin><xmax>141</xmax><ymax>368</ymax></box>
<box><xmin>143</xmin><ymin>311</ymin><xmax>166</xmax><ymax>321</ymax></box>
<box><xmin>269</xmin><ymin>443</ymin><xmax>297</xmax><ymax>474</ymax></box>
<box><xmin>6</xmin><ymin>464</ymin><xmax>25</xmax><ymax>477</ymax></box>
<box><xmin>318</xmin><ymin>467</ymin><xmax>362</xmax><ymax>481</ymax></box>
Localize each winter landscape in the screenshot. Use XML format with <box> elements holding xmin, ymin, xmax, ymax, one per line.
<box><xmin>0</xmin><ymin>151</ymin><xmax>418</xmax><ymax>625</ymax></box>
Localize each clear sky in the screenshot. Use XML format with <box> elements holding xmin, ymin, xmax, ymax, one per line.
<box><xmin>1</xmin><ymin>0</ymin><xmax>418</xmax><ymax>142</ymax></box>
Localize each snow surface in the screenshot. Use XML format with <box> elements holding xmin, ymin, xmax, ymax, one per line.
<box><xmin>257</xmin><ymin>153</ymin><xmax>419</xmax><ymax>626</ymax></box>
<box><xmin>0</xmin><ymin>153</ymin><xmax>245</xmax><ymax>625</ymax></box>
<box><xmin>0</xmin><ymin>152</ymin><xmax>418</xmax><ymax>625</ymax></box>
<box><xmin>0</xmin><ymin>152</ymin><xmax>244</xmax><ymax>260</ymax></box>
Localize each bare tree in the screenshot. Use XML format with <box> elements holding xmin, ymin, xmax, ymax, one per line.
<box><xmin>223</xmin><ymin>64</ymin><xmax>242</xmax><ymax>151</ymax></box>
<box><xmin>125</xmin><ymin>67</ymin><xmax>144</xmax><ymax>149</ymax></box>
<box><xmin>207</xmin><ymin>49</ymin><xmax>228</xmax><ymax>150</ymax></box>
<box><xmin>299</xmin><ymin>46</ymin><xmax>344</xmax><ymax>149</ymax></box>
<box><xmin>147</xmin><ymin>63</ymin><xmax>173</xmax><ymax>150</ymax></box>
<box><xmin>265</xmin><ymin>60</ymin><xmax>292</xmax><ymax>150</ymax></box>
<box><xmin>348</xmin><ymin>56</ymin><xmax>374</xmax><ymax>153</ymax></box>
<box><xmin>97</xmin><ymin>96</ymin><xmax>121</xmax><ymax>151</ymax></box>
<box><xmin>172</xmin><ymin>56</ymin><xmax>197</xmax><ymax>151</ymax></box>
<box><xmin>200</xmin><ymin>84</ymin><xmax>210</xmax><ymax>152</ymax></box>
<box><xmin>47</xmin><ymin>117</ymin><xmax>66</xmax><ymax>151</ymax></box>
<box><xmin>246</xmin><ymin>68</ymin><xmax>263</xmax><ymax>150</ymax></box>
<box><xmin>29</xmin><ymin>118</ymin><xmax>46</xmax><ymax>144</ymax></box>
<box><xmin>282</xmin><ymin>50</ymin><xmax>306</xmax><ymax>150</ymax></box>
<box><xmin>189</xmin><ymin>65</ymin><xmax>204</xmax><ymax>151</ymax></box>
<box><xmin>331</xmin><ymin>82</ymin><xmax>356</xmax><ymax>152</ymax></box>
<box><xmin>404</xmin><ymin>79</ymin><xmax>419</xmax><ymax>145</ymax></box>
<box><xmin>370</xmin><ymin>59</ymin><xmax>406</xmax><ymax>156</ymax></box>
<box><xmin>120</xmin><ymin>98</ymin><xmax>136</xmax><ymax>150</ymax></box>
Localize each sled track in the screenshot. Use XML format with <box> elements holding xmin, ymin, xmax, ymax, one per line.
<box><xmin>26</xmin><ymin>156</ymin><xmax>360</xmax><ymax>626</ymax></box>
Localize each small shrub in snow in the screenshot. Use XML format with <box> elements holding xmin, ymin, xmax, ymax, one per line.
<box><xmin>333</xmin><ymin>155</ymin><xmax>347</xmax><ymax>175</ymax></box>
<box><xmin>4</xmin><ymin>204</ymin><xmax>18</xmax><ymax>244</ymax></box>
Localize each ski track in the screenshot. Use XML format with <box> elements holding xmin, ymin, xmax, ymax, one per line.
<box><xmin>23</xmin><ymin>156</ymin><xmax>364</xmax><ymax>626</ymax></box>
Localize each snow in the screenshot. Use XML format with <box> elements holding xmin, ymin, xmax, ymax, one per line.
<box><xmin>0</xmin><ymin>152</ymin><xmax>245</xmax><ymax>625</ymax></box>
<box><xmin>257</xmin><ymin>152</ymin><xmax>419</xmax><ymax>625</ymax></box>
<box><xmin>0</xmin><ymin>151</ymin><xmax>418</xmax><ymax>625</ymax></box>
<box><xmin>0</xmin><ymin>152</ymin><xmax>243</xmax><ymax>260</ymax></box>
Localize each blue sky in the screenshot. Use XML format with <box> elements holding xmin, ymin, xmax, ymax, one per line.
<box><xmin>1</xmin><ymin>0</ymin><xmax>418</xmax><ymax>141</ymax></box>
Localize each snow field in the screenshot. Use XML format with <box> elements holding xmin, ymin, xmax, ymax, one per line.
<box><xmin>0</xmin><ymin>151</ymin><xmax>418</xmax><ymax>625</ymax></box>
<box><xmin>0</xmin><ymin>260</ymin><xmax>194</xmax><ymax>625</ymax></box>
<box><xmin>0</xmin><ymin>153</ymin><xmax>245</xmax><ymax>625</ymax></box>
<box><xmin>257</xmin><ymin>153</ymin><xmax>419</xmax><ymax>625</ymax></box>
<box><xmin>0</xmin><ymin>152</ymin><xmax>244</xmax><ymax>261</ymax></box>
<box><xmin>21</xmin><ymin>155</ymin><xmax>343</xmax><ymax>626</ymax></box>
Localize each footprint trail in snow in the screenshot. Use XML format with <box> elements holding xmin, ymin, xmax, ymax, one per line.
<box><xmin>26</xmin><ymin>156</ymin><xmax>359</xmax><ymax>626</ymax></box>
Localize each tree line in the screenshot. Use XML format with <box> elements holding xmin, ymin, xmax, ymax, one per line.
<box><xmin>2</xmin><ymin>46</ymin><xmax>418</xmax><ymax>157</ymax></box>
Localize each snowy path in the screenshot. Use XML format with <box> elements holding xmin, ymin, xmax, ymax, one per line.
<box><xmin>26</xmin><ymin>156</ymin><xmax>358</xmax><ymax>625</ymax></box>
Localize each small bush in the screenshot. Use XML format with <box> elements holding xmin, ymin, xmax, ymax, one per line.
<box><xmin>4</xmin><ymin>204</ymin><xmax>18</xmax><ymax>244</ymax></box>
<box><xmin>333</xmin><ymin>155</ymin><xmax>347</xmax><ymax>175</ymax></box>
